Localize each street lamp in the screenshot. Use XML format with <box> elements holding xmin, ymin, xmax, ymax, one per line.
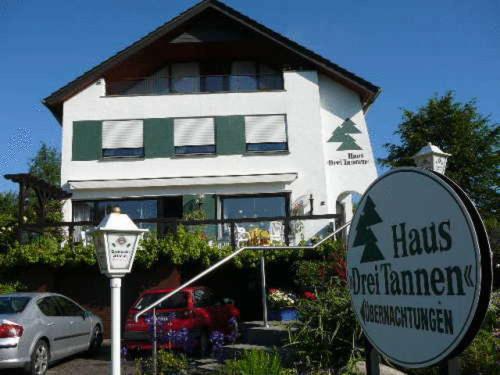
<box><xmin>90</xmin><ymin>206</ymin><xmax>147</xmax><ymax>375</ymax></box>
<box><xmin>412</xmin><ymin>142</ymin><xmax>451</xmax><ymax>174</ymax></box>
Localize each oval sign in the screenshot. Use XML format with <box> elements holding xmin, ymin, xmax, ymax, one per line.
<box><xmin>347</xmin><ymin>168</ymin><xmax>492</xmax><ymax>368</ymax></box>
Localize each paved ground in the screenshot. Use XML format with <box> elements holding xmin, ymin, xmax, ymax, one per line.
<box><xmin>1</xmin><ymin>341</ymin><xmax>136</xmax><ymax>375</ymax></box>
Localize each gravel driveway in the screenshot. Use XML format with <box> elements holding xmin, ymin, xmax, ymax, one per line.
<box><xmin>1</xmin><ymin>341</ymin><xmax>136</xmax><ymax>375</ymax></box>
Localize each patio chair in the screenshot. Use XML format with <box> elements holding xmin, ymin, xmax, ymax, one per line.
<box><xmin>269</xmin><ymin>221</ymin><xmax>284</xmax><ymax>243</ymax></box>
<box><xmin>235</xmin><ymin>224</ymin><xmax>250</xmax><ymax>247</ymax></box>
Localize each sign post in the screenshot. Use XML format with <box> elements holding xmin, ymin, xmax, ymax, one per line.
<box><xmin>90</xmin><ymin>207</ymin><xmax>147</xmax><ymax>375</ymax></box>
<box><xmin>346</xmin><ymin>168</ymin><xmax>492</xmax><ymax>373</ymax></box>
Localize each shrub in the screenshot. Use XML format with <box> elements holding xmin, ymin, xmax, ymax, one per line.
<box><xmin>135</xmin><ymin>350</ymin><xmax>188</xmax><ymax>375</ymax></box>
<box><xmin>461</xmin><ymin>329</ymin><xmax>499</xmax><ymax>375</ymax></box>
<box><xmin>287</xmin><ymin>278</ymin><xmax>362</xmax><ymax>372</ymax></box>
<box><xmin>0</xmin><ymin>281</ymin><xmax>26</xmax><ymax>294</ymax></box>
<box><xmin>218</xmin><ymin>350</ymin><xmax>287</xmax><ymax>375</ymax></box>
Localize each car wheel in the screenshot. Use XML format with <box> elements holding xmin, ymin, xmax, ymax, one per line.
<box><xmin>88</xmin><ymin>325</ymin><xmax>103</xmax><ymax>354</ymax></box>
<box><xmin>199</xmin><ymin>330</ymin><xmax>210</xmax><ymax>357</ymax></box>
<box><xmin>27</xmin><ymin>340</ymin><xmax>49</xmax><ymax>375</ymax></box>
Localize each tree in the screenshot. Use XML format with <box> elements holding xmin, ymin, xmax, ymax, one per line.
<box><xmin>353</xmin><ymin>196</ymin><xmax>384</xmax><ymax>263</ymax></box>
<box><xmin>28</xmin><ymin>143</ymin><xmax>61</xmax><ymax>186</ymax></box>
<box><xmin>380</xmin><ymin>91</ymin><xmax>499</xmax><ymax>221</ymax></box>
<box><xmin>26</xmin><ymin>143</ymin><xmax>63</xmax><ymax>223</ymax></box>
<box><xmin>328</xmin><ymin>118</ymin><xmax>362</xmax><ymax>150</ymax></box>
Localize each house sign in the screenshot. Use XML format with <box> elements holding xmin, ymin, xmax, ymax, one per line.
<box><xmin>347</xmin><ymin>168</ymin><xmax>492</xmax><ymax>368</ymax></box>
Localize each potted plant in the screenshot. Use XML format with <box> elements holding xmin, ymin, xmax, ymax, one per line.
<box><xmin>267</xmin><ymin>288</ymin><xmax>298</xmax><ymax>321</ymax></box>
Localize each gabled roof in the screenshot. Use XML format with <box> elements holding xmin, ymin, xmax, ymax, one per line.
<box><xmin>43</xmin><ymin>0</ymin><xmax>381</xmax><ymax>123</ymax></box>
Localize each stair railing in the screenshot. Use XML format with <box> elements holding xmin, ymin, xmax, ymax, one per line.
<box><xmin>135</xmin><ymin>221</ymin><xmax>351</xmax><ymax>323</ymax></box>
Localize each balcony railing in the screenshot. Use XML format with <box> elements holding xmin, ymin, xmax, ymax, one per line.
<box><xmin>19</xmin><ymin>213</ymin><xmax>341</xmax><ymax>249</ymax></box>
<box><xmin>105</xmin><ymin>74</ymin><xmax>284</xmax><ymax>96</ymax></box>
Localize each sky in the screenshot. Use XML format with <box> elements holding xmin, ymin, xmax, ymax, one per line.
<box><xmin>0</xmin><ymin>0</ymin><xmax>498</xmax><ymax>192</ymax></box>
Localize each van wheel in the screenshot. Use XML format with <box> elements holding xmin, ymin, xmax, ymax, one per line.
<box><xmin>88</xmin><ymin>325</ymin><xmax>103</xmax><ymax>354</ymax></box>
<box><xmin>27</xmin><ymin>340</ymin><xmax>49</xmax><ymax>375</ymax></box>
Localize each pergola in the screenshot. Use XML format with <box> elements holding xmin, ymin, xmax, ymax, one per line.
<box><xmin>4</xmin><ymin>173</ymin><xmax>71</xmax><ymax>229</ymax></box>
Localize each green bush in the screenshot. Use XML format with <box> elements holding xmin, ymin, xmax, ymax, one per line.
<box><xmin>461</xmin><ymin>329</ymin><xmax>499</xmax><ymax>375</ymax></box>
<box><xmin>0</xmin><ymin>281</ymin><xmax>26</xmax><ymax>294</ymax></box>
<box><xmin>0</xmin><ymin>225</ymin><xmax>326</xmax><ymax>270</ymax></box>
<box><xmin>135</xmin><ymin>350</ymin><xmax>188</xmax><ymax>375</ymax></box>
<box><xmin>287</xmin><ymin>278</ymin><xmax>361</xmax><ymax>372</ymax></box>
<box><xmin>293</xmin><ymin>239</ymin><xmax>346</xmax><ymax>291</ymax></box>
<box><xmin>218</xmin><ymin>350</ymin><xmax>288</xmax><ymax>375</ymax></box>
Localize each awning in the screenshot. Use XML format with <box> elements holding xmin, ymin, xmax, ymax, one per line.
<box><xmin>67</xmin><ymin>173</ymin><xmax>298</xmax><ymax>190</ymax></box>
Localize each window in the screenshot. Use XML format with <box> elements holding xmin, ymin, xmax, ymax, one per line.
<box><xmin>73</xmin><ymin>198</ymin><xmax>158</xmax><ymax>232</ymax></box>
<box><xmin>230</xmin><ymin>61</ymin><xmax>257</xmax><ymax>91</ymax></box>
<box><xmin>200</xmin><ymin>62</ymin><xmax>230</xmax><ymax>92</ymax></box>
<box><xmin>193</xmin><ymin>289</ymin><xmax>215</xmax><ymax>307</ymax></box>
<box><xmin>245</xmin><ymin>115</ymin><xmax>288</xmax><ymax>152</ymax></box>
<box><xmin>54</xmin><ymin>296</ymin><xmax>84</xmax><ymax>316</ymax></box>
<box><xmin>37</xmin><ymin>297</ymin><xmax>61</xmax><ymax>317</ymax></box>
<box><xmin>258</xmin><ymin>64</ymin><xmax>283</xmax><ymax>90</ymax></box>
<box><xmin>221</xmin><ymin>194</ymin><xmax>288</xmax><ymax>232</ymax></box>
<box><xmin>172</xmin><ymin>62</ymin><xmax>200</xmax><ymax>93</ymax></box>
<box><xmin>174</xmin><ymin>117</ymin><xmax>216</xmax><ymax>155</ymax></box>
<box><xmin>0</xmin><ymin>297</ymin><xmax>30</xmax><ymax>314</ymax></box>
<box><xmin>102</xmin><ymin>120</ymin><xmax>144</xmax><ymax>158</ymax></box>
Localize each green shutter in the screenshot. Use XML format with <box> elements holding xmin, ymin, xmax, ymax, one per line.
<box><xmin>215</xmin><ymin>116</ymin><xmax>246</xmax><ymax>155</ymax></box>
<box><xmin>144</xmin><ymin>118</ymin><xmax>174</xmax><ymax>158</ymax></box>
<box><xmin>72</xmin><ymin>121</ymin><xmax>102</xmax><ymax>161</ymax></box>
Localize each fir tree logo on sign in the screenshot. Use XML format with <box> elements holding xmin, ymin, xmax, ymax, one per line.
<box><xmin>328</xmin><ymin>118</ymin><xmax>362</xmax><ymax>150</ymax></box>
<box><xmin>353</xmin><ymin>196</ymin><xmax>385</xmax><ymax>263</ymax></box>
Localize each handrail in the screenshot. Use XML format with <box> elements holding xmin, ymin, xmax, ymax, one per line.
<box><xmin>134</xmin><ymin>221</ymin><xmax>351</xmax><ymax>321</ymax></box>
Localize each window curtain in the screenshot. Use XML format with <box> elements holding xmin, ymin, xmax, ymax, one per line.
<box><xmin>230</xmin><ymin>61</ymin><xmax>257</xmax><ymax>91</ymax></box>
<box><xmin>172</xmin><ymin>62</ymin><xmax>200</xmax><ymax>93</ymax></box>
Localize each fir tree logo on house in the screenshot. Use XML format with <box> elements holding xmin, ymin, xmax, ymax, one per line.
<box><xmin>353</xmin><ymin>196</ymin><xmax>385</xmax><ymax>263</ymax></box>
<box><xmin>328</xmin><ymin>118</ymin><xmax>362</xmax><ymax>151</ymax></box>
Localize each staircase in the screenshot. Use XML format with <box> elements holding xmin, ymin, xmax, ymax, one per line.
<box><xmin>194</xmin><ymin>320</ymin><xmax>295</xmax><ymax>373</ymax></box>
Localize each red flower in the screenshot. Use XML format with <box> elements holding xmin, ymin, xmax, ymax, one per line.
<box><xmin>303</xmin><ymin>291</ymin><xmax>317</xmax><ymax>300</ymax></box>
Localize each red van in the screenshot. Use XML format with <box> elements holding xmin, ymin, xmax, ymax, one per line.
<box><xmin>124</xmin><ymin>287</ymin><xmax>239</xmax><ymax>354</ymax></box>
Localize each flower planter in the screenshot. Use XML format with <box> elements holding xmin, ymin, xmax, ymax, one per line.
<box><xmin>268</xmin><ymin>308</ymin><xmax>298</xmax><ymax>321</ymax></box>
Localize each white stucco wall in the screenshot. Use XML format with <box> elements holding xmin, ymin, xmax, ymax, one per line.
<box><xmin>61</xmin><ymin>70</ymin><xmax>377</xmax><ymax>239</ymax></box>
<box><xmin>318</xmin><ymin>74</ymin><xmax>378</xmax><ymax>216</ymax></box>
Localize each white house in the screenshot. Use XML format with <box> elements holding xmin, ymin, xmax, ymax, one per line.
<box><xmin>43</xmin><ymin>0</ymin><xmax>380</xmax><ymax>244</ymax></box>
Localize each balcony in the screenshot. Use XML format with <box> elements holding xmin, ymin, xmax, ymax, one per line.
<box><xmin>105</xmin><ymin>74</ymin><xmax>284</xmax><ymax>96</ymax></box>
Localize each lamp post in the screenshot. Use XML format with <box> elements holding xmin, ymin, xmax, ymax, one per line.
<box><xmin>412</xmin><ymin>142</ymin><xmax>451</xmax><ymax>174</ymax></box>
<box><xmin>90</xmin><ymin>207</ymin><xmax>147</xmax><ymax>375</ymax></box>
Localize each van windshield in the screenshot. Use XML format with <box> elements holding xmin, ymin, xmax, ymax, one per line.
<box><xmin>0</xmin><ymin>297</ymin><xmax>31</xmax><ymax>314</ymax></box>
<box><xmin>134</xmin><ymin>292</ymin><xmax>188</xmax><ymax>310</ymax></box>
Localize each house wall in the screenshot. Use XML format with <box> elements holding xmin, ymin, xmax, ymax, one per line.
<box><xmin>318</xmin><ymin>74</ymin><xmax>378</xmax><ymax>221</ymax></box>
<box><xmin>61</xmin><ymin>70</ymin><xmax>376</xmax><ymax>238</ymax></box>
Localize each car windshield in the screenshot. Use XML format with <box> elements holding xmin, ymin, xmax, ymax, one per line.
<box><xmin>134</xmin><ymin>292</ymin><xmax>188</xmax><ymax>310</ymax></box>
<box><xmin>0</xmin><ymin>297</ymin><xmax>31</xmax><ymax>314</ymax></box>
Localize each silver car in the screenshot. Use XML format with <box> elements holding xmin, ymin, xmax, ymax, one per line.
<box><xmin>0</xmin><ymin>292</ymin><xmax>103</xmax><ymax>374</ymax></box>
